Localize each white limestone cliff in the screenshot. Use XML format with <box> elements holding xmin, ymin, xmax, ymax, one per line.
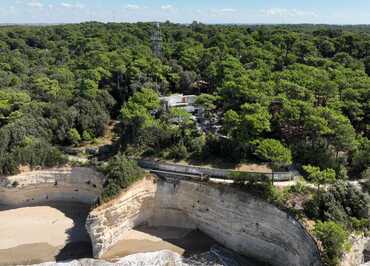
<box><xmin>86</xmin><ymin>176</ymin><xmax>321</xmax><ymax>266</ymax></box>
<box><xmin>0</xmin><ymin>167</ymin><xmax>104</xmax><ymax>206</ymax></box>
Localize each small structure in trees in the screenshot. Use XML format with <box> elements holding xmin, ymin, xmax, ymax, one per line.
<box><xmin>160</xmin><ymin>94</ymin><xmax>203</xmax><ymax>118</ymax></box>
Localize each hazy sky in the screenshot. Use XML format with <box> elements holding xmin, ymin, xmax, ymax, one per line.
<box><xmin>1</xmin><ymin>0</ymin><xmax>370</xmax><ymax>24</ymax></box>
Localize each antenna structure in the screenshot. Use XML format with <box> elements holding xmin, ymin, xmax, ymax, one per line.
<box><xmin>151</xmin><ymin>22</ymin><xmax>163</xmax><ymax>58</ymax></box>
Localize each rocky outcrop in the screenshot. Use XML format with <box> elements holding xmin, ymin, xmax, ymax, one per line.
<box><xmin>0</xmin><ymin>167</ymin><xmax>104</xmax><ymax>206</ymax></box>
<box><xmin>28</xmin><ymin>250</ymin><xmax>223</xmax><ymax>266</ymax></box>
<box><xmin>87</xmin><ymin>176</ymin><xmax>321</xmax><ymax>266</ymax></box>
<box><xmin>342</xmin><ymin>235</ymin><xmax>370</xmax><ymax>266</ymax></box>
<box><xmin>29</xmin><ymin>250</ymin><xmax>184</xmax><ymax>266</ymax></box>
<box><xmin>86</xmin><ymin>176</ymin><xmax>157</xmax><ymax>258</ymax></box>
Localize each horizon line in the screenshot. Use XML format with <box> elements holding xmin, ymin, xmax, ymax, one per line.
<box><xmin>1</xmin><ymin>21</ymin><xmax>370</xmax><ymax>27</ymax></box>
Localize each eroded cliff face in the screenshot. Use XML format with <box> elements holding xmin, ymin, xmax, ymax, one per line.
<box><xmin>0</xmin><ymin>167</ymin><xmax>104</xmax><ymax>206</ymax></box>
<box><xmin>86</xmin><ymin>176</ymin><xmax>321</xmax><ymax>266</ymax></box>
<box><xmin>86</xmin><ymin>176</ymin><xmax>157</xmax><ymax>258</ymax></box>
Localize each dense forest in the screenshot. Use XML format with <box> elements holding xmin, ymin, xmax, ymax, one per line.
<box><xmin>0</xmin><ymin>22</ymin><xmax>368</xmax><ymax>180</ymax></box>
<box><xmin>0</xmin><ymin>21</ymin><xmax>369</xmax><ymax>265</ymax></box>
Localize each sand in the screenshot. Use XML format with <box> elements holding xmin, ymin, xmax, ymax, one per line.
<box><xmin>0</xmin><ymin>203</ymin><xmax>92</xmax><ymax>266</ymax></box>
<box><xmin>0</xmin><ymin>206</ymin><xmax>73</xmax><ymax>249</ymax></box>
<box><xmin>102</xmin><ymin>225</ymin><xmax>219</xmax><ymax>261</ymax></box>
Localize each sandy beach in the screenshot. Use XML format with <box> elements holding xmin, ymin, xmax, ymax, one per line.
<box><xmin>0</xmin><ymin>203</ymin><xmax>92</xmax><ymax>266</ymax></box>
<box><xmin>103</xmin><ymin>225</ymin><xmax>219</xmax><ymax>261</ymax></box>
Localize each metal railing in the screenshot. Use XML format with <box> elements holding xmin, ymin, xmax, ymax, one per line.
<box><xmin>138</xmin><ymin>159</ymin><xmax>296</xmax><ymax>183</ymax></box>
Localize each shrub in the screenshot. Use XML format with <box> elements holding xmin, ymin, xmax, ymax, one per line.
<box><xmin>230</xmin><ymin>171</ymin><xmax>270</xmax><ymax>184</ymax></box>
<box><xmin>350</xmin><ymin>137</ymin><xmax>370</xmax><ymax>178</ymax></box>
<box><xmin>362</xmin><ymin>168</ymin><xmax>370</xmax><ymax>179</ymax></box>
<box><xmin>288</xmin><ymin>180</ymin><xmax>308</xmax><ymax>194</ymax></box>
<box><xmin>350</xmin><ymin>217</ymin><xmax>370</xmax><ymax>233</ymax></box>
<box><xmin>314</xmin><ymin>221</ymin><xmax>349</xmax><ymax>266</ymax></box>
<box><xmin>304</xmin><ymin>181</ymin><xmax>369</xmax><ymax>224</ymax></box>
<box><xmin>82</xmin><ymin>130</ymin><xmax>94</xmax><ymax>142</ymax></box>
<box><xmin>254</xmin><ymin>139</ymin><xmax>292</xmax><ymax>169</ymax></box>
<box><xmin>302</xmin><ymin>165</ymin><xmax>336</xmax><ymax>196</ymax></box>
<box><xmin>0</xmin><ymin>138</ymin><xmax>66</xmax><ymax>175</ymax></box>
<box><xmin>189</xmin><ymin>135</ymin><xmax>206</xmax><ymax>159</ymax></box>
<box><xmin>68</xmin><ymin>128</ymin><xmax>81</xmax><ymax>146</ymax></box>
<box><xmin>101</xmin><ymin>154</ymin><xmax>144</xmax><ymax>201</ymax></box>
<box><xmin>13</xmin><ymin>139</ymin><xmax>66</xmax><ymax>168</ymax></box>
<box><xmin>167</xmin><ymin>143</ymin><xmax>188</xmax><ymax>160</ymax></box>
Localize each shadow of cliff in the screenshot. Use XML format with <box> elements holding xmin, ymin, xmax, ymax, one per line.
<box><xmin>51</xmin><ymin>202</ymin><xmax>93</xmax><ymax>261</ymax></box>
<box><xmin>135</xmin><ymin>225</ymin><xmax>218</xmax><ymax>257</ymax></box>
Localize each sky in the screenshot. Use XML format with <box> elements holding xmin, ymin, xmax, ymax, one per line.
<box><xmin>1</xmin><ymin>0</ymin><xmax>370</xmax><ymax>25</ymax></box>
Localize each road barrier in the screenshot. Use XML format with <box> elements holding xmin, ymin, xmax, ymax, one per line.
<box><xmin>138</xmin><ymin>159</ymin><xmax>296</xmax><ymax>183</ymax></box>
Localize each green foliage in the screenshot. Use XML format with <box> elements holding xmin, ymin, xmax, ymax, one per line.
<box><xmin>314</xmin><ymin>221</ymin><xmax>349</xmax><ymax>266</ymax></box>
<box><xmin>195</xmin><ymin>94</ymin><xmax>217</xmax><ymax>111</ymax></box>
<box><xmin>0</xmin><ymin>22</ymin><xmax>369</xmax><ymax>179</ymax></box>
<box><xmin>230</xmin><ymin>171</ymin><xmax>270</xmax><ymax>184</ymax></box>
<box><xmin>240</xmin><ymin>103</ymin><xmax>271</xmax><ymax>137</ymax></box>
<box><xmin>82</xmin><ymin>130</ymin><xmax>94</xmax><ymax>142</ymax></box>
<box><xmin>101</xmin><ymin>154</ymin><xmax>145</xmax><ymax>201</ymax></box>
<box><xmin>303</xmin><ymin>165</ymin><xmax>336</xmax><ymax>191</ymax></box>
<box><xmin>350</xmin><ymin>217</ymin><xmax>370</xmax><ymax>233</ymax></box>
<box><xmin>288</xmin><ymin>180</ymin><xmax>309</xmax><ymax>194</ymax></box>
<box><xmin>304</xmin><ymin>181</ymin><xmax>369</xmax><ymax>224</ymax></box>
<box><xmin>167</xmin><ymin>143</ymin><xmax>189</xmax><ymax>160</ymax></box>
<box><xmin>0</xmin><ymin>90</ymin><xmax>30</xmax><ymax>118</ymax></box>
<box><xmin>350</xmin><ymin>137</ymin><xmax>370</xmax><ymax>178</ymax></box>
<box><xmin>121</xmin><ymin>88</ymin><xmax>160</xmax><ymax>139</ymax></box>
<box><xmin>0</xmin><ymin>137</ymin><xmax>66</xmax><ymax>175</ymax></box>
<box><xmin>68</xmin><ymin>128</ymin><xmax>81</xmax><ymax>146</ymax></box>
<box><xmin>31</xmin><ymin>76</ymin><xmax>61</xmax><ymax>100</ymax></box>
<box><xmin>254</xmin><ymin>139</ymin><xmax>292</xmax><ymax>169</ymax></box>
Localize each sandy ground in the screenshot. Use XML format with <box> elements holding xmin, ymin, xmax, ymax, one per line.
<box><xmin>235</xmin><ymin>163</ymin><xmax>272</xmax><ymax>173</ymax></box>
<box><xmin>103</xmin><ymin>225</ymin><xmax>219</xmax><ymax>261</ymax></box>
<box><xmin>158</xmin><ymin>158</ymin><xmax>272</xmax><ymax>173</ymax></box>
<box><xmin>0</xmin><ymin>207</ymin><xmax>73</xmax><ymax>249</ymax></box>
<box><xmin>0</xmin><ymin>203</ymin><xmax>92</xmax><ymax>266</ymax></box>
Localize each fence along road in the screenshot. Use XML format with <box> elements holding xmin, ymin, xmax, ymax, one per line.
<box><xmin>137</xmin><ymin>159</ymin><xmax>297</xmax><ymax>183</ymax></box>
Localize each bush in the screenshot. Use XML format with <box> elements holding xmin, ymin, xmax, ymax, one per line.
<box><xmin>167</xmin><ymin>143</ymin><xmax>188</xmax><ymax>160</ymax></box>
<box><xmin>101</xmin><ymin>154</ymin><xmax>144</xmax><ymax>201</ymax></box>
<box><xmin>230</xmin><ymin>171</ymin><xmax>270</xmax><ymax>184</ymax></box>
<box><xmin>189</xmin><ymin>135</ymin><xmax>206</xmax><ymax>159</ymax></box>
<box><xmin>288</xmin><ymin>180</ymin><xmax>308</xmax><ymax>194</ymax></box>
<box><xmin>82</xmin><ymin>130</ymin><xmax>94</xmax><ymax>142</ymax></box>
<box><xmin>68</xmin><ymin>128</ymin><xmax>81</xmax><ymax>146</ymax></box>
<box><xmin>254</xmin><ymin>139</ymin><xmax>292</xmax><ymax>169</ymax></box>
<box><xmin>0</xmin><ymin>138</ymin><xmax>66</xmax><ymax>175</ymax></box>
<box><xmin>304</xmin><ymin>181</ymin><xmax>369</xmax><ymax>224</ymax></box>
<box><xmin>362</xmin><ymin>168</ymin><xmax>370</xmax><ymax>179</ymax></box>
<box><xmin>314</xmin><ymin>221</ymin><xmax>349</xmax><ymax>266</ymax></box>
<box><xmin>350</xmin><ymin>217</ymin><xmax>370</xmax><ymax>233</ymax></box>
<box><xmin>350</xmin><ymin>137</ymin><xmax>370</xmax><ymax>178</ymax></box>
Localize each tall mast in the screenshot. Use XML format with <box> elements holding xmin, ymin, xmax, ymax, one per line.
<box><xmin>151</xmin><ymin>22</ymin><xmax>163</xmax><ymax>58</ymax></box>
